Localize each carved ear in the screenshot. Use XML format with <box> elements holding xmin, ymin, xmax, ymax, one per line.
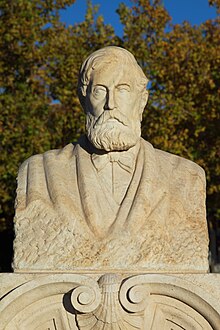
<box><xmin>139</xmin><ymin>90</ymin><xmax>149</xmax><ymax>120</ymax></box>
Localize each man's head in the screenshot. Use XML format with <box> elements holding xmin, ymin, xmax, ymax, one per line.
<box><xmin>78</xmin><ymin>46</ymin><xmax>149</xmax><ymax>151</ymax></box>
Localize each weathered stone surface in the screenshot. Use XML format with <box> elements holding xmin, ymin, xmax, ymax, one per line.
<box><xmin>1</xmin><ymin>273</ymin><xmax>220</xmax><ymax>329</ymax></box>
<box><xmin>13</xmin><ymin>46</ymin><xmax>209</xmax><ymax>272</ymax></box>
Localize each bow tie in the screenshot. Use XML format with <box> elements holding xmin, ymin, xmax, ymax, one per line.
<box><xmin>91</xmin><ymin>151</ymin><xmax>135</xmax><ymax>174</ymax></box>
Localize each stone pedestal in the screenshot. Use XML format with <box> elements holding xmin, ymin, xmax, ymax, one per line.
<box><xmin>1</xmin><ymin>272</ymin><xmax>220</xmax><ymax>329</ymax></box>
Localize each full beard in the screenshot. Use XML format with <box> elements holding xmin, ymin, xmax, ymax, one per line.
<box><xmin>86</xmin><ymin>110</ymin><xmax>141</xmax><ymax>151</ymax></box>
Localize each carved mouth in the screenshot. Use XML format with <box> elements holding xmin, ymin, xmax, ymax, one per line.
<box><xmin>107</xmin><ymin>118</ymin><xmax>119</xmax><ymax>122</ymax></box>
<box><xmin>94</xmin><ymin>112</ymin><xmax>129</xmax><ymax>127</ymax></box>
<box><xmin>107</xmin><ymin>117</ymin><xmax>128</xmax><ymax>126</ymax></box>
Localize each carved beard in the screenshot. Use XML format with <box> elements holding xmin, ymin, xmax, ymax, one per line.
<box><xmin>86</xmin><ymin>110</ymin><xmax>141</xmax><ymax>151</ymax></box>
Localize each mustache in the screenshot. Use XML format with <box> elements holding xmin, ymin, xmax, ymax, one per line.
<box><xmin>93</xmin><ymin>110</ymin><xmax>130</xmax><ymax>127</ymax></box>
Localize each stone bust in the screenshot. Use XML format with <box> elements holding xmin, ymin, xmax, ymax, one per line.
<box><xmin>13</xmin><ymin>46</ymin><xmax>209</xmax><ymax>272</ymax></box>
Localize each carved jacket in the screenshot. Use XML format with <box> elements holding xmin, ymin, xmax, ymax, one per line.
<box><xmin>13</xmin><ymin>137</ymin><xmax>209</xmax><ymax>272</ymax></box>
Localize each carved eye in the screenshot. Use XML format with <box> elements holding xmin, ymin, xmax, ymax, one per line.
<box><xmin>116</xmin><ymin>85</ymin><xmax>130</xmax><ymax>95</ymax></box>
<box><xmin>93</xmin><ymin>86</ymin><xmax>107</xmax><ymax>99</ymax></box>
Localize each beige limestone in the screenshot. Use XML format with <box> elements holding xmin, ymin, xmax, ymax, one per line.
<box><xmin>13</xmin><ymin>46</ymin><xmax>209</xmax><ymax>272</ymax></box>
<box><xmin>1</xmin><ymin>273</ymin><xmax>220</xmax><ymax>329</ymax></box>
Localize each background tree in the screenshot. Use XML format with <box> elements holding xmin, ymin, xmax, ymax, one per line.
<box><xmin>0</xmin><ymin>0</ymin><xmax>219</xmax><ymax>270</ymax></box>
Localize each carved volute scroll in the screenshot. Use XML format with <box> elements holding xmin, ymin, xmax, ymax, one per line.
<box><xmin>0</xmin><ymin>274</ymin><xmax>101</xmax><ymax>330</ymax></box>
<box><xmin>119</xmin><ymin>275</ymin><xmax>220</xmax><ymax>330</ymax></box>
<box><xmin>74</xmin><ymin>274</ymin><xmax>142</xmax><ymax>329</ymax></box>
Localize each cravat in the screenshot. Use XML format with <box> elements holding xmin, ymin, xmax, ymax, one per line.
<box><xmin>91</xmin><ymin>151</ymin><xmax>135</xmax><ymax>174</ymax></box>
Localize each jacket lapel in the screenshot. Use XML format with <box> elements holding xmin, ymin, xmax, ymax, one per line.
<box><xmin>43</xmin><ymin>144</ymin><xmax>85</xmax><ymax>228</ymax></box>
<box><xmin>75</xmin><ymin>143</ymin><xmax>120</xmax><ymax>238</ymax></box>
<box><xmin>109</xmin><ymin>139</ymin><xmax>168</xmax><ymax>235</ymax></box>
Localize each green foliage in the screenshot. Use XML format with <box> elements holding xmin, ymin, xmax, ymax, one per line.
<box><xmin>0</xmin><ymin>0</ymin><xmax>219</xmax><ymax>259</ymax></box>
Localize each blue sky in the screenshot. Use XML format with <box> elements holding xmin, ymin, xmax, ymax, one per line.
<box><xmin>60</xmin><ymin>0</ymin><xmax>217</xmax><ymax>36</ymax></box>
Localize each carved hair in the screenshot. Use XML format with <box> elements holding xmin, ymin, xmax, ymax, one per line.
<box><xmin>77</xmin><ymin>46</ymin><xmax>148</xmax><ymax>111</ymax></box>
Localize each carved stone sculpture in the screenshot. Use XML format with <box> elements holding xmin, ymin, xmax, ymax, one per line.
<box><xmin>13</xmin><ymin>46</ymin><xmax>209</xmax><ymax>272</ymax></box>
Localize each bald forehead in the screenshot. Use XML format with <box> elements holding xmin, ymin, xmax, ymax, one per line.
<box><xmin>90</xmin><ymin>61</ymin><xmax>136</xmax><ymax>89</ymax></box>
<box><xmin>91</xmin><ymin>54</ymin><xmax>123</xmax><ymax>73</ymax></box>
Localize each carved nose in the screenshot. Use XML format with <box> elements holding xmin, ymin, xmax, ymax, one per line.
<box><xmin>105</xmin><ymin>90</ymin><xmax>115</xmax><ymax>110</ymax></box>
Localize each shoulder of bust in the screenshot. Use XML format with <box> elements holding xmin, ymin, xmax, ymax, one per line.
<box><xmin>155</xmin><ymin>147</ymin><xmax>205</xmax><ymax>180</ymax></box>
<box><xmin>19</xmin><ymin>143</ymin><xmax>76</xmax><ymax>170</ymax></box>
<box><xmin>44</xmin><ymin>143</ymin><xmax>76</xmax><ymax>160</ymax></box>
<box><xmin>140</xmin><ymin>138</ymin><xmax>205</xmax><ymax>180</ymax></box>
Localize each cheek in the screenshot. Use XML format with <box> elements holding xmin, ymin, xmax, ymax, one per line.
<box><xmin>119</xmin><ymin>95</ymin><xmax>140</xmax><ymax>114</ymax></box>
<box><xmin>115</xmin><ymin>94</ymin><xmax>131</xmax><ymax>111</ymax></box>
<box><xmin>88</xmin><ymin>96</ymin><xmax>105</xmax><ymax>116</ymax></box>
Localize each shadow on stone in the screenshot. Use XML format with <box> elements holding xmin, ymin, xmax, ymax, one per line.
<box><xmin>0</xmin><ymin>229</ymin><xmax>14</xmax><ymax>272</ymax></box>
<box><xmin>63</xmin><ymin>289</ymin><xmax>78</xmax><ymax>315</ymax></box>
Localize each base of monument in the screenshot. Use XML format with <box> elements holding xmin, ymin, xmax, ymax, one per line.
<box><xmin>13</xmin><ymin>268</ymin><xmax>210</xmax><ymax>274</ymax></box>
<box><xmin>1</xmin><ymin>272</ymin><xmax>220</xmax><ymax>329</ymax></box>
